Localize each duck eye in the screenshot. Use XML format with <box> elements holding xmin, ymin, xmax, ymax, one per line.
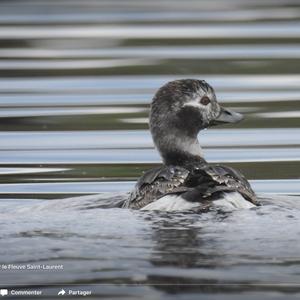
<box><xmin>200</xmin><ymin>96</ymin><xmax>210</xmax><ymax>106</ymax></box>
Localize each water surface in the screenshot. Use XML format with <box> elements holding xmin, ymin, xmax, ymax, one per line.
<box><xmin>0</xmin><ymin>0</ymin><xmax>300</xmax><ymax>299</ymax></box>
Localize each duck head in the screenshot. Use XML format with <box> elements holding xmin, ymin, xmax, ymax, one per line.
<box><xmin>150</xmin><ymin>79</ymin><xmax>244</xmax><ymax>166</ymax></box>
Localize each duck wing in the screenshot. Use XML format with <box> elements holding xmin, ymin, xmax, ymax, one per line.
<box><xmin>184</xmin><ymin>164</ymin><xmax>258</xmax><ymax>205</ymax></box>
<box><xmin>123</xmin><ymin>165</ymin><xmax>191</xmax><ymax>209</ymax></box>
<box><xmin>124</xmin><ymin>164</ymin><xmax>258</xmax><ymax>210</ymax></box>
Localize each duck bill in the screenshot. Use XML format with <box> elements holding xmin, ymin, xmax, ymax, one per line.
<box><xmin>210</xmin><ymin>107</ymin><xmax>244</xmax><ymax>126</ymax></box>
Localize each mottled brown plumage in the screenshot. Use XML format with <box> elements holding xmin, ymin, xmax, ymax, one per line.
<box><xmin>123</xmin><ymin>163</ymin><xmax>257</xmax><ymax>209</ymax></box>
<box><xmin>124</xmin><ymin>79</ymin><xmax>258</xmax><ymax>211</ymax></box>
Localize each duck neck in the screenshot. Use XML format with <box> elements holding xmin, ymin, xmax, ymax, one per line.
<box><xmin>153</xmin><ymin>131</ymin><xmax>206</xmax><ymax>168</ymax></box>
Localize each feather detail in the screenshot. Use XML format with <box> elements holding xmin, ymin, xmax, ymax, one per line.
<box><xmin>124</xmin><ymin>163</ymin><xmax>258</xmax><ymax>210</ymax></box>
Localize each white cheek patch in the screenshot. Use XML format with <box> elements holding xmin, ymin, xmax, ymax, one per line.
<box><xmin>183</xmin><ymin>99</ymin><xmax>203</xmax><ymax>109</ymax></box>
